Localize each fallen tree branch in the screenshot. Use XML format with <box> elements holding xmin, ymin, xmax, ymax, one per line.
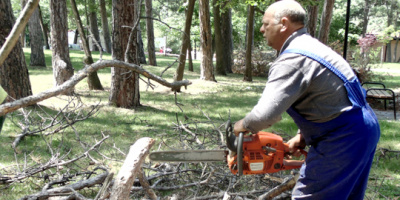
<box><xmin>0</xmin><ymin>59</ymin><xmax>192</xmax><ymax>116</ymax></box>
<box><xmin>109</xmin><ymin>137</ymin><xmax>155</xmax><ymax>200</ymax></box>
<box><xmin>258</xmin><ymin>173</ymin><xmax>299</xmax><ymax>200</ymax></box>
<box><xmin>19</xmin><ymin>171</ymin><xmax>108</xmax><ymax>200</ymax></box>
<box><xmin>1</xmin><ymin>135</ymin><xmax>109</xmax><ymax>184</ymax></box>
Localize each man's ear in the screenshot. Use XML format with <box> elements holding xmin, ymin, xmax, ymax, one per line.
<box><xmin>280</xmin><ymin>17</ymin><xmax>289</xmax><ymax>32</ymax></box>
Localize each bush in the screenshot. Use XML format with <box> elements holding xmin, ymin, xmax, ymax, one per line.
<box><xmin>350</xmin><ymin>34</ymin><xmax>384</xmax><ymax>83</ymax></box>
<box><xmin>232</xmin><ymin>48</ymin><xmax>275</xmax><ymax>77</ymax></box>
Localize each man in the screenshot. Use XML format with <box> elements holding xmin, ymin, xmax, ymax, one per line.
<box><xmin>233</xmin><ymin>1</ymin><xmax>380</xmax><ymax>199</ymax></box>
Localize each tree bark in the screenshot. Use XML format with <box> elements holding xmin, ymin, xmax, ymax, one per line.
<box><xmin>70</xmin><ymin>0</ymin><xmax>104</xmax><ymax>90</ymax></box>
<box><xmin>221</xmin><ymin>7</ymin><xmax>233</xmax><ymax>73</ymax></box>
<box><xmin>318</xmin><ymin>0</ymin><xmax>335</xmax><ymax>44</ymax></box>
<box><xmin>145</xmin><ymin>0</ymin><xmax>157</xmax><ymax>66</ymax></box>
<box><xmin>199</xmin><ymin>0</ymin><xmax>215</xmax><ymax>81</ymax></box>
<box><xmin>89</xmin><ymin>0</ymin><xmax>102</xmax><ymax>51</ymax></box>
<box><xmin>50</xmin><ymin>0</ymin><xmax>74</xmax><ymax>95</ymax></box>
<box><xmin>110</xmin><ymin>137</ymin><xmax>155</xmax><ymax>200</ymax></box>
<box><xmin>244</xmin><ymin>5</ymin><xmax>255</xmax><ymax>82</ymax></box>
<box><xmin>173</xmin><ymin>0</ymin><xmax>195</xmax><ymax>91</ymax></box>
<box><xmin>0</xmin><ymin>0</ymin><xmax>33</xmax><ymax>100</ymax></box>
<box><xmin>307</xmin><ymin>3</ymin><xmax>319</xmax><ymax>37</ymax></box>
<box><xmin>213</xmin><ymin>0</ymin><xmax>226</xmax><ymax>75</ymax></box>
<box><xmin>100</xmin><ymin>0</ymin><xmax>112</xmax><ymax>53</ymax></box>
<box><xmin>110</xmin><ymin>0</ymin><xmax>140</xmax><ymax>108</ymax></box>
<box><xmin>28</xmin><ymin>5</ymin><xmax>46</xmax><ymax>67</ymax></box>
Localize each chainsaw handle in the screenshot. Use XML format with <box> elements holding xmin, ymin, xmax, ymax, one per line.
<box><xmin>283</xmin><ymin>143</ymin><xmax>308</xmax><ymax>158</ymax></box>
<box><xmin>282</xmin><ymin>143</ymin><xmax>307</xmax><ymax>170</ymax></box>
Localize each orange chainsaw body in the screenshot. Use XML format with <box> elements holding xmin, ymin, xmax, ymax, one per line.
<box><xmin>227</xmin><ymin>131</ymin><xmax>304</xmax><ymax>175</ymax></box>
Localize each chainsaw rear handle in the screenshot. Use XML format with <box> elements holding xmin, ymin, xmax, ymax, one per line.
<box><xmin>282</xmin><ymin>143</ymin><xmax>307</xmax><ymax>170</ymax></box>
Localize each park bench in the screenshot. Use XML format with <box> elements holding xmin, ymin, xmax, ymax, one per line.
<box><xmin>362</xmin><ymin>82</ymin><xmax>397</xmax><ymax>120</ymax></box>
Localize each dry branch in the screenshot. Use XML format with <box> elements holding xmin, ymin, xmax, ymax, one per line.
<box><xmin>0</xmin><ymin>135</ymin><xmax>109</xmax><ymax>184</ymax></box>
<box><xmin>19</xmin><ymin>171</ymin><xmax>108</xmax><ymax>200</ymax></box>
<box><xmin>0</xmin><ymin>60</ymin><xmax>191</xmax><ymax>116</ymax></box>
<box><xmin>109</xmin><ymin>137</ymin><xmax>155</xmax><ymax>200</ymax></box>
<box><xmin>258</xmin><ymin>173</ymin><xmax>299</xmax><ymax>200</ymax></box>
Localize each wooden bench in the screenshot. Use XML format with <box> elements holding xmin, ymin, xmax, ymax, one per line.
<box><xmin>362</xmin><ymin>82</ymin><xmax>396</xmax><ymax>120</ymax></box>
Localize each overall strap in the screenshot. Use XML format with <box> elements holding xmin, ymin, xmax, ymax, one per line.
<box><xmin>282</xmin><ymin>49</ymin><xmax>349</xmax><ymax>83</ymax></box>
<box><xmin>281</xmin><ymin>49</ymin><xmax>366</xmax><ymax>107</ymax></box>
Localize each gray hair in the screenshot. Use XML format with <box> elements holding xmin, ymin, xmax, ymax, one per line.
<box><xmin>270</xmin><ymin>1</ymin><xmax>307</xmax><ymax>25</ymax></box>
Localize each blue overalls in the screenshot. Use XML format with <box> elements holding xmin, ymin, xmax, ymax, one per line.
<box><xmin>281</xmin><ymin>49</ymin><xmax>380</xmax><ymax>200</ymax></box>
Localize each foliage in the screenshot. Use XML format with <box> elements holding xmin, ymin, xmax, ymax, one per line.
<box><xmin>350</xmin><ymin>34</ymin><xmax>383</xmax><ymax>83</ymax></box>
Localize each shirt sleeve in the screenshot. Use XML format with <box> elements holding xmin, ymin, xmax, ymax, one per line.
<box><xmin>243</xmin><ymin>60</ymin><xmax>309</xmax><ymax>133</ymax></box>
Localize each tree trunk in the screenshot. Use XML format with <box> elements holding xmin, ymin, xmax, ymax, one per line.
<box><xmin>361</xmin><ymin>0</ymin><xmax>370</xmax><ymax>36</ymax></box>
<box><xmin>199</xmin><ymin>0</ymin><xmax>215</xmax><ymax>81</ymax></box>
<box><xmin>0</xmin><ymin>0</ymin><xmax>33</xmax><ymax>100</ymax></box>
<box><xmin>73</xmin><ymin>29</ymin><xmax>79</xmax><ymax>44</ymax></box>
<box><xmin>318</xmin><ymin>0</ymin><xmax>335</xmax><ymax>44</ymax></box>
<box><xmin>188</xmin><ymin>40</ymin><xmax>194</xmax><ymax>72</ymax></box>
<box><xmin>38</xmin><ymin>6</ymin><xmax>50</xmax><ymax>49</ymax></box>
<box><xmin>213</xmin><ymin>0</ymin><xmax>226</xmax><ymax>75</ymax></box>
<box><xmin>138</xmin><ymin>27</ymin><xmax>147</xmax><ymax>64</ymax></box>
<box><xmin>386</xmin><ymin>0</ymin><xmax>395</xmax><ymax>27</ymax></box>
<box><xmin>145</xmin><ymin>0</ymin><xmax>157</xmax><ymax>66</ymax></box>
<box><xmin>89</xmin><ymin>0</ymin><xmax>102</xmax><ymax>51</ymax></box>
<box><xmin>70</xmin><ymin>0</ymin><xmax>103</xmax><ymax>90</ymax></box>
<box><xmin>221</xmin><ymin>7</ymin><xmax>233</xmax><ymax>73</ymax></box>
<box><xmin>50</xmin><ymin>0</ymin><xmax>74</xmax><ymax>95</ymax></box>
<box><xmin>174</xmin><ymin>0</ymin><xmax>195</xmax><ymax>91</ymax></box>
<box><xmin>307</xmin><ymin>3</ymin><xmax>318</xmax><ymax>37</ymax></box>
<box><xmin>244</xmin><ymin>5</ymin><xmax>254</xmax><ymax>82</ymax></box>
<box><xmin>28</xmin><ymin>5</ymin><xmax>46</xmax><ymax>67</ymax></box>
<box><xmin>100</xmin><ymin>0</ymin><xmax>112</xmax><ymax>53</ymax></box>
<box><xmin>110</xmin><ymin>0</ymin><xmax>140</xmax><ymax>108</ymax></box>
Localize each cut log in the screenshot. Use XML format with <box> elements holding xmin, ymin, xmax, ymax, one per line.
<box><xmin>109</xmin><ymin>137</ymin><xmax>155</xmax><ymax>200</ymax></box>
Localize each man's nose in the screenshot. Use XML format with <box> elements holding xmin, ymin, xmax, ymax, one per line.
<box><xmin>260</xmin><ymin>26</ymin><xmax>264</xmax><ymax>33</ymax></box>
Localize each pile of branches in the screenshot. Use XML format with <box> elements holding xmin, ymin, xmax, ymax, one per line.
<box><xmin>0</xmin><ymin>99</ymin><xmax>299</xmax><ymax>199</ymax></box>
<box><xmin>131</xmin><ymin>113</ymin><xmax>299</xmax><ymax>200</ymax></box>
<box><xmin>232</xmin><ymin>48</ymin><xmax>275</xmax><ymax>77</ymax></box>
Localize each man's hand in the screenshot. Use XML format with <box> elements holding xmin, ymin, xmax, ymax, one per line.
<box><xmin>233</xmin><ymin>119</ymin><xmax>248</xmax><ymax>136</ymax></box>
<box><xmin>285</xmin><ymin>132</ymin><xmax>306</xmax><ymax>157</ymax></box>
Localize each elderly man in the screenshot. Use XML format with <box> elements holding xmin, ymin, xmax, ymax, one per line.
<box><xmin>234</xmin><ymin>1</ymin><xmax>380</xmax><ymax>199</ymax></box>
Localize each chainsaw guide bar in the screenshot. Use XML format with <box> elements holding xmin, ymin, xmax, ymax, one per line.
<box><xmin>149</xmin><ymin>150</ymin><xmax>228</xmax><ymax>162</ymax></box>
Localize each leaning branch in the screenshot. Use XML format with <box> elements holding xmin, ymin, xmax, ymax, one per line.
<box><xmin>0</xmin><ymin>0</ymin><xmax>40</xmax><ymax>66</ymax></box>
<box><xmin>0</xmin><ymin>60</ymin><xmax>192</xmax><ymax>116</ymax></box>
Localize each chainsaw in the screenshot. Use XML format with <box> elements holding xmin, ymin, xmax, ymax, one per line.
<box><xmin>149</xmin><ymin>121</ymin><xmax>307</xmax><ymax>176</ymax></box>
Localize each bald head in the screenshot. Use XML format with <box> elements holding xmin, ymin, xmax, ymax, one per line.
<box><xmin>260</xmin><ymin>0</ymin><xmax>307</xmax><ymax>50</ymax></box>
<box><xmin>267</xmin><ymin>0</ymin><xmax>306</xmax><ymax>26</ymax></box>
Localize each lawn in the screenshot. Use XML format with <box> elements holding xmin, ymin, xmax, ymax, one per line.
<box><xmin>0</xmin><ymin>48</ymin><xmax>399</xmax><ymax>199</ymax></box>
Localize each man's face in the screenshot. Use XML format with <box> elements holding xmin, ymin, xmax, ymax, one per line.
<box><xmin>260</xmin><ymin>11</ymin><xmax>282</xmax><ymax>50</ymax></box>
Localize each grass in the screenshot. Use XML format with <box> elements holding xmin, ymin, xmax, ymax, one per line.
<box><xmin>0</xmin><ymin>48</ymin><xmax>399</xmax><ymax>199</ymax></box>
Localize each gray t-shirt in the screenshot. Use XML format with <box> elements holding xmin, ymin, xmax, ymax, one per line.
<box><xmin>243</xmin><ymin>28</ymin><xmax>354</xmax><ymax>133</ymax></box>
